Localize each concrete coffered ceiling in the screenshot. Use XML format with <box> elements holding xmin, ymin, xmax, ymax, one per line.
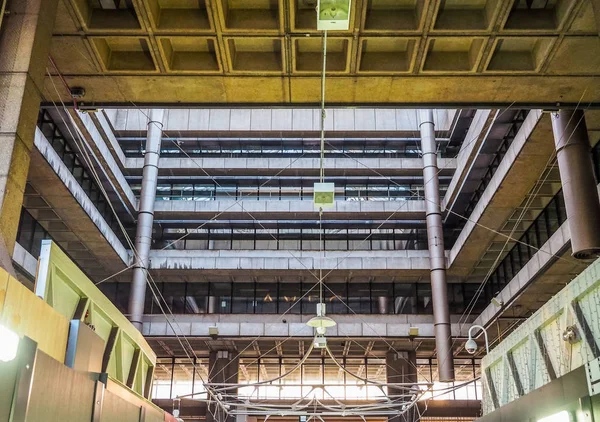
<box><xmin>45</xmin><ymin>0</ymin><xmax>600</xmax><ymax>105</ymax></box>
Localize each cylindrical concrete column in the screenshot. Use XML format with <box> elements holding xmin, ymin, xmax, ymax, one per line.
<box><xmin>386</xmin><ymin>351</ymin><xmax>417</xmax><ymax>422</ymax></box>
<box><xmin>128</xmin><ymin>109</ymin><xmax>164</xmax><ymax>331</ymax></box>
<box><xmin>419</xmin><ymin>110</ymin><xmax>455</xmax><ymax>382</ymax></box>
<box><xmin>207</xmin><ymin>351</ymin><xmax>239</xmax><ymax>422</ymax></box>
<box><xmin>551</xmin><ymin>110</ymin><xmax>600</xmax><ymax>259</ymax></box>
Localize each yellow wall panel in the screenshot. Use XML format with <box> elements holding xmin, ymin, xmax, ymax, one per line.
<box><xmin>0</xmin><ymin>269</ymin><xmax>9</xmax><ymax>314</ymax></box>
<box><xmin>0</xmin><ymin>268</ymin><xmax>69</xmax><ymax>363</ymax></box>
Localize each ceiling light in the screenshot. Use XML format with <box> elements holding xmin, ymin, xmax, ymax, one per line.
<box><xmin>307</xmin><ymin>315</ymin><xmax>337</xmax><ymax>329</ymax></box>
<box><xmin>0</xmin><ymin>324</ymin><xmax>19</xmax><ymax>362</ymax></box>
<box><xmin>317</xmin><ymin>0</ymin><xmax>352</xmax><ymax>30</ymax></box>
<box><xmin>307</xmin><ymin>303</ymin><xmax>337</xmax><ymax>333</ymax></box>
<box><xmin>538</xmin><ymin>411</ymin><xmax>571</xmax><ymax>422</ymax></box>
<box><xmin>314</xmin><ymin>182</ymin><xmax>335</xmax><ymax>208</ymax></box>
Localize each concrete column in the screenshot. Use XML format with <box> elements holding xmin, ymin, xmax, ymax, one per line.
<box><xmin>206</xmin><ymin>351</ymin><xmax>239</xmax><ymax>422</ymax></box>
<box><xmin>551</xmin><ymin>110</ymin><xmax>600</xmax><ymax>259</ymax></box>
<box><xmin>419</xmin><ymin>110</ymin><xmax>454</xmax><ymax>382</ymax></box>
<box><xmin>0</xmin><ymin>0</ymin><xmax>59</xmax><ymax>271</ymax></box>
<box><xmin>128</xmin><ymin>109</ymin><xmax>164</xmax><ymax>330</ymax></box>
<box><xmin>386</xmin><ymin>351</ymin><xmax>417</xmax><ymax>422</ymax></box>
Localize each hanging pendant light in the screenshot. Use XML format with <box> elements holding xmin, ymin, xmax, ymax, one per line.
<box><xmin>306</xmin><ymin>302</ymin><xmax>336</xmax><ymax>335</ymax></box>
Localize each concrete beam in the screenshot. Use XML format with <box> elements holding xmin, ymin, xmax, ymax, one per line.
<box><xmin>472</xmin><ymin>194</ymin><xmax>596</xmax><ymax>330</ymax></box>
<box><xmin>142</xmin><ymin>313</ymin><xmax>472</xmax><ymax>339</ymax></box>
<box><xmin>153</xmin><ymin>199</ymin><xmax>426</xmax><ymax>221</ymax></box>
<box><xmin>69</xmin><ymin>110</ymin><xmax>137</xmax><ymax>214</ymax></box>
<box><xmin>124</xmin><ymin>157</ymin><xmax>457</xmax><ymax>177</ymax></box>
<box><xmin>146</xmin><ymin>249</ymin><xmax>437</xmax><ymax>274</ymax></box>
<box><xmin>108</xmin><ymin>108</ymin><xmax>457</xmax><ymax>134</ymax></box>
<box><xmin>443</xmin><ymin>109</ymin><xmax>497</xmax><ymax>212</ymax></box>
<box><xmin>31</xmin><ymin>128</ymin><xmax>129</xmax><ymax>266</ymax></box>
<box><xmin>449</xmin><ymin>110</ymin><xmax>556</xmax><ymax>276</ymax></box>
<box><xmin>44</xmin><ymin>75</ymin><xmax>600</xmax><ymax>106</ymax></box>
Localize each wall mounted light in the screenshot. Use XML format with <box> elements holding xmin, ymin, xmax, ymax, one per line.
<box><xmin>0</xmin><ymin>324</ymin><xmax>19</xmax><ymax>362</ymax></box>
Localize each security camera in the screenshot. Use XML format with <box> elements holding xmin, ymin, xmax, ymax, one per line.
<box><xmin>465</xmin><ymin>338</ymin><xmax>478</xmax><ymax>354</ymax></box>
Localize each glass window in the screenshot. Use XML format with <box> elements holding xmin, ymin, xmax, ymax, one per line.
<box><xmin>152</xmin><ymin>358</ymin><xmax>173</xmax><ymax>399</ymax></box>
<box><xmin>347</xmin><ymin>283</ymin><xmax>371</xmax><ymax>314</ymax></box>
<box><xmin>162</xmin><ymin>283</ymin><xmax>186</xmax><ymax>314</ymax></box>
<box><xmin>17</xmin><ymin>210</ymin><xmax>35</xmax><ymax>251</ymax></box>
<box><xmin>301</xmin><ymin>282</ymin><xmax>320</xmax><ymax>315</ymax></box>
<box><xmin>30</xmin><ymin>222</ymin><xmax>48</xmax><ymax>257</ymax></box>
<box><xmin>393</xmin><ymin>283</ymin><xmax>417</xmax><ymax>314</ymax></box>
<box><xmin>464</xmin><ymin>283</ymin><xmax>486</xmax><ymax>315</ymax></box>
<box><xmin>144</xmin><ymin>283</ymin><xmax>162</xmax><ymax>315</ymax></box>
<box><xmin>448</xmin><ymin>284</ymin><xmax>465</xmax><ymax>314</ymax></box>
<box><xmin>279</xmin><ymin>282</ymin><xmax>301</xmax><ymax>314</ymax></box>
<box><xmin>115</xmin><ymin>282</ymin><xmax>131</xmax><ymax>313</ymax></box>
<box><xmin>536</xmin><ymin>218</ymin><xmax>549</xmax><ymax>246</ymax></box>
<box><xmin>417</xmin><ymin>284</ymin><xmax>433</xmax><ymax>314</ymax></box>
<box><xmin>209</xmin><ymin>282</ymin><xmax>231</xmax><ymax>314</ymax></box>
<box><xmin>280</xmin><ymin>357</ymin><xmax>301</xmax><ymax>399</ymax></box>
<box><xmin>302</xmin><ymin>358</ymin><xmax>323</xmax><ymax>399</ymax></box>
<box><xmin>326</xmin><ymin>283</ymin><xmax>347</xmax><ymax>314</ymax></box>
<box><xmin>232</xmin><ymin>282</ymin><xmax>255</xmax><ymax>314</ymax></box>
<box><xmin>187</xmin><ymin>283</ymin><xmax>209</xmax><ymax>314</ymax></box>
<box><xmin>255</xmin><ymin>283</ymin><xmax>277</xmax><ymax>314</ymax></box>
<box><xmin>371</xmin><ymin>283</ymin><xmax>393</xmax><ymax>314</ymax></box>
<box><xmin>172</xmin><ymin>358</ymin><xmax>194</xmax><ymax>398</ymax></box>
<box><xmin>546</xmin><ymin>197</ymin><xmax>561</xmax><ymax>234</ymax></box>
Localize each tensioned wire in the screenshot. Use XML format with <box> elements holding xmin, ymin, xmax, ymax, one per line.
<box><xmin>79</xmin><ymin>31</ymin><xmax>437</xmax><ymax>410</ymax></box>
<box><xmin>329</xmin><ymin>93</ymin><xmax>593</xmax><ymax>378</ymax></box>
<box><xmin>45</xmin><ymin>72</ymin><xmax>237</xmax><ymax>418</ymax></box>
<box><xmin>123</xmin><ymin>114</ymin><xmax>446</xmax><ymax>384</ymax></box>
<box><xmin>126</xmin><ymin>112</ymin><xmax>433</xmax><ymax>382</ymax></box>
<box><xmin>74</xmin><ymin>99</ymin><xmax>561</xmax><ymax>391</ymax></box>
<box><xmin>125</xmin><ymin>36</ymin><xmax>522</xmax><ymax>394</ymax></box>
<box><xmin>59</xmin><ymin>95</ymin><xmax>580</xmax><ymax>396</ymax></box>
<box><xmin>45</xmin><ymin>34</ymin><xmax>564</xmax><ymax>420</ymax></box>
<box><xmin>47</xmin><ymin>55</ymin><xmax>593</xmax><ymax>414</ymax></box>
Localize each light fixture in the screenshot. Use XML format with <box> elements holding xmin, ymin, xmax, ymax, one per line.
<box><xmin>538</xmin><ymin>411</ymin><xmax>571</xmax><ymax>422</ymax></box>
<box><xmin>313</xmin><ymin>182</ymin><xmax>335</xmax><ymax>208</ymax></box>
<box><xmin>0</xmin><ymin>324</ymin><xmax>19</xmax><ymax>362</ymax></box>
<box><xmin>317</xmin><ymin>0</ymin><xmax>352</xmax><ymax>30</ymax></box>
<box><xmin>562</xmin><ymin>325</ymin><xmax>580</xmax><ymax>344</ymax></box>
<box><xmin>314</xmin><ymin>336</ymin><xmax>328</xmax><ymax>349</ymax></box>
<box><xmin>307</xmin><ymin>303</ymin><xmax>337</xmax><ymax>334</ymax></box>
